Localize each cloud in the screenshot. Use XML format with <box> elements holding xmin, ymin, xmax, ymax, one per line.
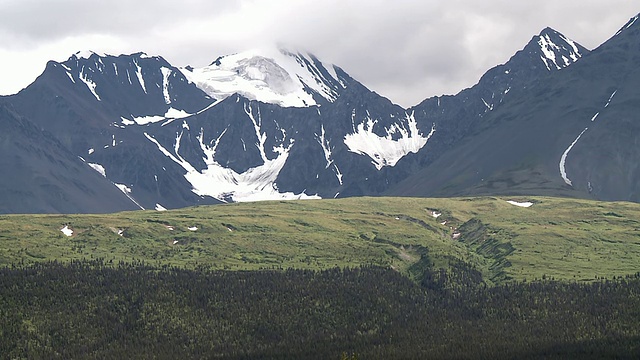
<box><xmin>0</xmin><ymin>0</ymin><xmax>637</xmax><ymax>106</ymax></box>
<box><xmin>0</xmin><ymin>0</ymin><xmax>241</xmax><ymax>44</ymax></box>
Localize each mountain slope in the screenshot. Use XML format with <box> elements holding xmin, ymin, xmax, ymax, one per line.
<box><xmin>0</xmin><ymin>105</ymin><xmax>139</xmax><ymax>213</ymax></box>
<box><xmin>389</xmin><ymin>15</ymin><xmax>640</xmax><ymax>202</ymax></box>
<box><xmin>401</xmin><ymin>27</ymin><xmax>589</xmax><ymax>169</ymax></box>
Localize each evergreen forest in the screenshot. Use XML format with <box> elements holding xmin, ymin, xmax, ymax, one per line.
<box><xmin>1</xmin><ymin>259</ymin><xmax>639</xmax><ymax>359</ymax></box>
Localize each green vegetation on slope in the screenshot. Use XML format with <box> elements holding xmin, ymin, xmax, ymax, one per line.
<box><xmin>0</xmin><ymin>196</ymin><xmax>639</xmax><ymax>283</ymax></box>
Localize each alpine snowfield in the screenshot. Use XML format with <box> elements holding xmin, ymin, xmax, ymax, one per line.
<box><xmin>344</xmin><ymin>112</ymin><xmax>436</xmax><ymax>170</ymax></box>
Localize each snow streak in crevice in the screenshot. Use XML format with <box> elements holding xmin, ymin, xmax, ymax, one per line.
<box><xmin>604</xmin><ymin>90</ymin><xmax>617</xmax><ymax>108</ymax></box>
<box><xmin>65</xmin><ymin>71</ymin><xmax>75</xmax><ymax>84</ymax></box>
<box><xmin>244</xmin><ymin>102</ymin><xmax>268</xmax><ymax>162</ymax></box>
<box><xmin>79</xmin><ymin>68</ymin><xmax>101</xmax><ymax>101</ymax></box>
<box><xmin>161</xmin><ymin>67</ymin><xmax>172</xmax><ymax>104</ymax></box>
<box><xmin>114</xmin><ymin>183</ymin><xmax>145</xmax><ymax>210</ymax></box>
<box><xmin>560</xmin><ymin>128</ymin><xmax>588</xmax><ymax>186</ymax></box>
<box><xmin>481</xmin><ymin>97</ymin><xmax>493</xmax><ymax>111</ymax></box>
<box><xmin>558</xmin><ymin>89</ymin><xmax>619</xmax><ymax>186</ymax></box>
<box><xmin>615</xmin><ymin>15</ymin><xmax>639</xmax><ymax>36</ymax></box>
<box><xmin>133</xmin><ymin>59</ymin><xmax>147</xmax><ymax>93</ymax></box>
<box><xmin>315</xmin><ymin>124</ymin><xmax>343</xmax><ymax>185</ymax></box>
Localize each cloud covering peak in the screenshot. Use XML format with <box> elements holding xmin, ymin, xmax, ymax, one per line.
<box><xmin>0</xmin><ymin>0</ymin><xmax>637</xmax><ymax>106</ymax></box>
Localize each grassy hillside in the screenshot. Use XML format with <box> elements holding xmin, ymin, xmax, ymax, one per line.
<box><xmin>1</xmin><ymin>196</ymin><xmax>639</xmax><ymax>283</ymax></box>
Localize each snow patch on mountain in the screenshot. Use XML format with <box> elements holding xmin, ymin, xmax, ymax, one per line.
<box><xmin>344</xmin><ymin>111</ymin><xmax>436</xmax><ymax>170</ymax></box>
<box><xmin>537</xmin><ymin>30</ymin><xmax>584</xmax><ymax>71</ymax></box>
<box><xmin>79</xmin><ymin>70</ymin><xmax>101</xmax><ymax>101</ymax></box>
<box><xmin>122</xmin><ymin>107</ymin><xmax>192</xmax><ymax>125</ymax></box>
<box><xmin>120</xmin><ymin>117</ymin><xmax>135</xmax><ymax>126</ymax></box>
<box><xmin>115</xmin><ymin>183</ymin><xmax>132</xmax><ymax>194</ymax></box>
<box><xmin>88</xmin><ymin>163</ymin><xmax>106</xmax><ymax>177</ymax></box>
<box><xmin>180</xmin><ymin>46</ymin><xmax>341</xmax><ymax>107</ymax></box>
<box><xmin>144</xmin><ymin>112</ymin><xmax>319</xmax><ymax>203</ymax></box>
<box><xmin>74</xmin><ymin>50</ymin><xmax>108</xmax><ymax>60</ymax></box>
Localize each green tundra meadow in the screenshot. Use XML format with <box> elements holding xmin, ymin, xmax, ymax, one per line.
<box><xmin>2</xmin><ymin>196</ymin><xmax>639</xmax><ymax>283</ymax></box>
<box><xmin>2</xmin><ymin>196</ymin><xmax>640</xmax><ymax>359</ymax></box>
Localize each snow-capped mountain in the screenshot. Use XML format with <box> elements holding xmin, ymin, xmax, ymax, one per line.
<box><xmin>3</xmin><ymin>13</ymin><xmax>640</xmax><ymax>213</ymax></box>
<box><xmin>61</xmin><ymin>51</ymin><xmax>213</xmax><ymax>127</ymax></box>
<box><xmin>2</xmin><ymin>44</ymin><xmax>434</xmax><ymax>211</ymax></box>
<box><xmin>391</xmin><ymin>27</ymin><xmax>590</xmax><ymax>179</ymax></box>
<box><xmin>180</xmin><ymin>46</ymin><xmax>345</xmax><ymax>107</ymax></box>
<box><xmin>534</xmin><ymin>27</ymin><xmax>586</xmax><ymax>71</ymax></box>
<box><xmin>389</xmin><ymin>14</ymin><xmax>640</xmax><ymax>202</ymax></box>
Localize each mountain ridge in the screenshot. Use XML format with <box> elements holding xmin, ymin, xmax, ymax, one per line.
<box><xmin>3</xmin><ymin>16</ymin><xmax>640</xmax><ymax>213</ymax></box>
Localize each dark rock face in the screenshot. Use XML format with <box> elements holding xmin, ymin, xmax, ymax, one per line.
<box><xmin>0</xmin><ymin>105</ymin><xmax>139</xmax><ymax>214</ymax></box>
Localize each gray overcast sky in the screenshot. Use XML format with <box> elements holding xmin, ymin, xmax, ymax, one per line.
<box><xmin>0</xmin><ymin>0</ymin><xmax>637</xmax><ymax>107</ymax></box>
